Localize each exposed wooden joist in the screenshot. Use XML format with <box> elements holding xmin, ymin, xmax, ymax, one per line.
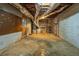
<box><xmin>41</xmin><ymin>3</ymin><xmax>60</xmax><ymax>17</ymax></box>
<box><xmin>10</xmin><ymin>3</ymin><xmax>39</xmax><ymax>28</ymax></box>
<box><xmin>10</xmin><ymin>3</ymin><xmax>34</xmax><ymax>20</ymax></box>
<box><xmin>20</xmin><ymin>3</ymin><xmax>36</xmax><ymax>17</ymax></box>
<box><xmin>35</xmin><ymin>3</ymin><xmax>41</xmax><ymax>21</ymax></box>
<box><xmin>37</xmin><ymin>5</ymin><xmax>69</xmax><ymax>21</ymax></box>
<box><xmin>54</xmin><ymin>4</ymin><xmax>79</xmax><ymax>22</ymax></box>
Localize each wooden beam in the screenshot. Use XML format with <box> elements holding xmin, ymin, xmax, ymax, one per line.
<box><xmin>41</xmin><ymin>3</ymin><xmax>60</xmax><ymax>17</ymax></box>
<box><xmin>10</xmin><ymin>3</ymin><xmax>34</xmax><ymax>20</ymax></box>
<box><xmin>10</xmin><ymin>3</ymin><xmax>39</xmax><ymax>28</ymax></box>
<box><xmin>35</xmin><ymin>3</ymin><xmax>41</xmax><ymax>21</ymax></box>
<box><xmin>37</xmin><ymin>5</ymin><xmax>68</xmax><ymax>21</ymax></box>
<box><xmin>54</xmin><ymin>4</ymin><xmax>79</xmax><ymax>22</ymax></box>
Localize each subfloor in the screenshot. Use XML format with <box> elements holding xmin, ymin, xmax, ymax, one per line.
<box><xmin>0</xmin><ymin>33</ymin><xmax>79</xmax><ymax>56</ymax></box>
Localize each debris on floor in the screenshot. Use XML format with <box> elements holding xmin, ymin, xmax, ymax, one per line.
<box><xmin>0</xmin><ymin>35</ymin><xmax>79</xmax><ymax>56</ymax></box>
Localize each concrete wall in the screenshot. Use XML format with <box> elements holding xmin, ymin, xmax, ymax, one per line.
<box><xmin>0</xmin><ymin>32</ymin><xmax>22</xmax><ymax>49</ymax></box>
<box><xmin>59</xmin><ymin>12</ymin><xmax>79</xmax><ymax>48</ymax></box>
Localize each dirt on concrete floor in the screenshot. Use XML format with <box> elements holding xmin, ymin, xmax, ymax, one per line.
<box><xmin>0</xmin><ymin>36</ymin><xmax>79</xmax><ymax>56</ymax></box>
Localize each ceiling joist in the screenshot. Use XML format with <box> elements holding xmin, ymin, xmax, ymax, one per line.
<box><xmin>10</xmin><ymin>3</ymin><xmax>34</xmax><ymax>20</ymax></box>
<box><xmin>37</xmin><ymin>5</ymin><xmax>69</xmax><ymax>21</ymax></box>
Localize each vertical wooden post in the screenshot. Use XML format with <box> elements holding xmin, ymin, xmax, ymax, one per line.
<box><xmin>26</xmin><ymin>18</ymin><xmax>32</xmax><ymax>36</ymax></box>
<box><xmin>52</xmin><ymin>18</ymin><xmax>59</xmax><ymax>36</ymax></box>
<box><xmin>21</xmin><ymin>15</ymin><xmax>27</xmax><ymax>37</ymax></box>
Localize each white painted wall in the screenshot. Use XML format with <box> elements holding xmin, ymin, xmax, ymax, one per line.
<box><xmin>59</xmin><ymin>12</ymin><xmax>79</xmax><ymax>48</ymax></box>
<box><xmin>0</xmin><ymin>32</ymin><xmax>21</xmax><ymax>49</ymax></box>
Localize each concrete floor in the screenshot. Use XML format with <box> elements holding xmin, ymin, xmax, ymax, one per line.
<box><xmin>0</xmin><ymin>35</ymin><xmax>79</xmax><ymax>56</ymax></box>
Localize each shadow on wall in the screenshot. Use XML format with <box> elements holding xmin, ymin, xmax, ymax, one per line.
<box><xmin>0</xmin><ymin>32</ymin><xmax>22</xmax><ymax>49</ymax></box>
<box><xmin>59</xmin><ymin>12</ymin><xmax>79</xmax><ymax>48</ymax></box>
